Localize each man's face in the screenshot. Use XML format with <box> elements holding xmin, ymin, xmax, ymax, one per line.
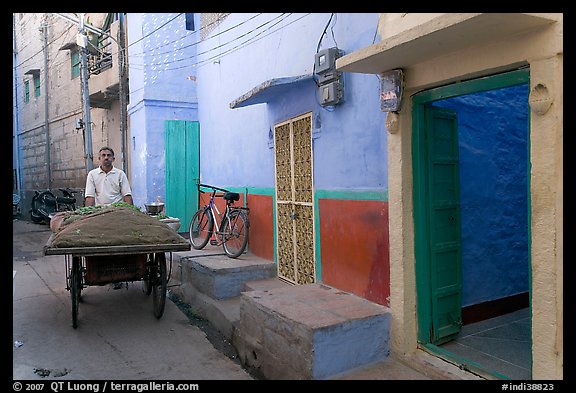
<box><xmin>99</xmin><ymin>150</ymin><xmax>115</xmax><ymax>168</ymax></box>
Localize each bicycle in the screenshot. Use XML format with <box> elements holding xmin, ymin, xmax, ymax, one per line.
<box><xmin>188</xmin><ymin>184</ymin><xmax>250</xmax><ymax>258</ymax></box>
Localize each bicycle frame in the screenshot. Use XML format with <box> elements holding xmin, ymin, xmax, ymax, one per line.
<box><xmin>206</xmin><ymin>192</ymin><xmax>225</xmax><ymax>242</ymax></box>
<box><xmin>204</xmin><ymin>187</ymin><xmax>239</xmax><ymax>245</ymax></box>
<box><xmin>190</xmin><ymin>184</ymin><xmax>249</xmax><ymax>258</ymax></box>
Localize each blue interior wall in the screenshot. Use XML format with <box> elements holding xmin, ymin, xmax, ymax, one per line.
<box><xmin>196</xmin><ymin>13</ymin><xmax>385</xmax><ymax>191</ymax></box>
<box><xmin>435</xmin><ymin>84</ymin><xmax>529</xmax><ymax>306</ymax></box>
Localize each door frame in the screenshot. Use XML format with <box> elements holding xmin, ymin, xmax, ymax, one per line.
<box><xmin>412</xmin><ymin>69</ymin><xmax>531</xmax><ymax>377</ymax></box>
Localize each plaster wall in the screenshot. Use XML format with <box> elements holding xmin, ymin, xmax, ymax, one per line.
<box><xmin>128</xmin><ymin>101</ymin><xmax>198</xmax><ymax>209</ymax></box>
<box><xmin>127</xmin><ymin>13</ymin><xmax>199</xmax><ymax>209</ymax></box>
<box><xmin>196</xmin><ymin>13</ymin><xmax>384</xmax><ymax>191</ymax></box>
<box><xmin>528</xmin><ymin>56</ymin><xmax>563</xmax><ymax>380</ymax></box>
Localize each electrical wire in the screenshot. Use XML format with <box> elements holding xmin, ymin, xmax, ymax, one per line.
<box><xmin>129</xmin><ymin>13</ymin><xmax>290</xmax><ymax>69</ymax></box>
<box><xmin>128</xmin><ymin>13</ymin><xmax>261</xmax><ymax>58</ymax></box>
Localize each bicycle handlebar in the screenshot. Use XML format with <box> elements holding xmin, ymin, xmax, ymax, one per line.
<box><xmin>198</xmin><ymin>183</ymin><xmax>231</xmax><ymax>194</ymax></box>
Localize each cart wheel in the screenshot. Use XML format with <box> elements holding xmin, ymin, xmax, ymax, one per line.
<box><xmin>71</xmin><ymin>256</ymin><xmax>81</xmax><ymax>328</ymax></box>
<box><xmin>143</xmin><ymin>254</ymin><xmax>153</xmax><ymax>296</ymax></box>
<box><xmin>151</xmin><ymin>252</ymin><xmax>167</xmax><ymax>319</ymax></box>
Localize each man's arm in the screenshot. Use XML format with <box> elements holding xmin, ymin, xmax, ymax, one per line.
<box><xmin>84</xmin><ymin>171</ymin><xmax>96</xmax><ymax>207</ymax></box>
<box><xmin>123</xmin><ymin>194</ymin><xmax>134</xmax><ymax>205</ymax></box>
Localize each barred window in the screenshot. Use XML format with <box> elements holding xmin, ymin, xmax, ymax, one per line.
<box><xmin>71</xmin><ymin>50</ymin><xmax>80</xmax><ymax>79</ymax></box>
<box><xmin>24</xmin><ymin>80</ymin><xmax>30</xmax><ymax>103</ymax></box>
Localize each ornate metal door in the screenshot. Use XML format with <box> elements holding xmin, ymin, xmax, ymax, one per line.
<box><xmin>274</xmin><ymin>113</ymin><xmax>316</xmax><ymax>284</ymax></box>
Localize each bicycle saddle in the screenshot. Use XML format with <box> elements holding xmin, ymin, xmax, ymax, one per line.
<box><xmin>223</xmin><ymin>192</ymin><xmax>240</xmax><ymax>202</ymax></box>
<box><xmin>56</xmin><ymin>196</ymin><xmax>76</xmax><ymax>205</ymax></box>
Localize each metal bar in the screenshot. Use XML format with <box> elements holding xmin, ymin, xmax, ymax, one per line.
<box><xmin>44</xmin><ymin>243</ymin><xmax>191</xmax><ymax>256</ymax></box>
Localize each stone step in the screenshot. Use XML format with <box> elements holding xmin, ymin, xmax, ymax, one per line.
<box><xmin>232</xmin><ymin>283</ymin><xmax>392</xmax><ymax>380</ymax></box>
<box><xmin>172</xmin><ymin>248</ymin><xmax>276</xmax><ymax>300</ymax></box>
<box><xmin>243</xmin><ymin>277</ymin><xmax>293</xmax><ymax>292</ymax></box>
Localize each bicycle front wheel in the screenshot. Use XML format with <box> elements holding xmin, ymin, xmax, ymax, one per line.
<box><xmin>189</xmin><ymin>208</ymin><xmax>214</xmax><ymax>249</ymax></box>
<box><xmin>222</xmin><ymin>210</ymin><xmax>249</xmax><ymax>258</ymax></box>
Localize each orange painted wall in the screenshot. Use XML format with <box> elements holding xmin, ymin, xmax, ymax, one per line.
<box><xmin>198</xmin><ymin>191</ymin><xmax>274</xmax><ymax>261</ymax></box>
<box><xmin>245</xmin><ymin>194</ymin><xmax>274</xmax><ymax>261</ymax></box>
<box><xmin>318</xmin><ymin>199</ymin><xmax>390</xmax><ymax>306</ymax></box>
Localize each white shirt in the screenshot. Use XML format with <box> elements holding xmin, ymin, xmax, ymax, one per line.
<box><xmin>85</xmin><ymin>165</ymin><xmax>132</xmax><ymax>206</ymax></box>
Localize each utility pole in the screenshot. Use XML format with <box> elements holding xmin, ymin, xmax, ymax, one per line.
<box><xmin>12</xmin><ymin>13</ymin><xmax>22</xmax><ymax>195</ymax></box>
<box><xmin>118</xmin><ymin>13</ymin><xmax>129</xmax><ymax>176</ymax></box>
<box><xmin>42</xmin><ymin>22</ymin><xmax>52</xmax><ymax>189</ymax></box>
<box><xmin>78</xmin><ymin>13</ymin><xmax>94</xmax><ymax>172</ymax></box>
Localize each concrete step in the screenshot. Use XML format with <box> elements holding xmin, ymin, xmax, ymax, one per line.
<box><xmin>172</xmin><ymin>246</ymin><xmax>276</xmax><ymax>300</ymax></box>
<box><xmin>168</xmin><ymin>250</ymin><xmax>438</xmax><ymax>380</ymax></box>
<box><xmin>232</xmin><ymin>283</ymin><xmax>392</xmax><ymax>380</ymax></box>
<box><xmin>169</xmin><ymin>248</ymin><xmax>277</xmax><ymax>340</ymax></box>
<box><xmin>243</xmin><ymin>277</ymin><xmax>293</xmax><ymax>292</ymax></box>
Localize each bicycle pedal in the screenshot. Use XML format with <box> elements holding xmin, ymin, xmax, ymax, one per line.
<box><xmin>210</xmin><ymin>240</ymin><xmax>218</xmax><ymax>246</ymax></box>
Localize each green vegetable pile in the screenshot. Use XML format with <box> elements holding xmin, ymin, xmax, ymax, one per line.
<box><xmin>72</xmin><ymin>201</ymin><xmax>143</xmax><ymax>216</ymax></box>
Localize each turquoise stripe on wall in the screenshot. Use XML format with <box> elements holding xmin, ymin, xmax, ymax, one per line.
<box><xmin>226</xmin><ymin>186</ymin><xmax>275</xmax><ymax>196</ymax></box>
<box><xmin>315</xmin><ymin>189</ymin><xmax>388</xmax><ymax>201</ymax></box>
<box><xmin>222</xmin><ymin>187</ymin><xmax>387</xmax><ymax>201</ymax></box>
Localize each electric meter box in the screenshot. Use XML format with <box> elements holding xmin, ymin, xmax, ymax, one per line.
<box><xmin>315</xmin><ymin>47</ymin><xmax>343</xmax><ymax>84</ymax></box>
<box><xmin>319</xmin><ymin>80</ymin><xmax>343</xmax><ymax>106</ymax></box>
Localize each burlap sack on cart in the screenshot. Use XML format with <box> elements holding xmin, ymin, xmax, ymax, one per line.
<box><xmin>50</xmin><ymin>206</ymin><xmax>188</xmax><ymax>248</ymax></box>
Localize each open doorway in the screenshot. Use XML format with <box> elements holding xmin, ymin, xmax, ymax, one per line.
<box><xmin>413</xmin><ymin>69</ymin><xmax>531</xmax><ymax>379</ymax></box>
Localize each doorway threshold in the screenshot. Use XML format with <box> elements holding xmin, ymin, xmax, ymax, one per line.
<box><xmin>419</xmin><ymin>343</ymin><xmax>509</xmax><ymax>380</ymax></box>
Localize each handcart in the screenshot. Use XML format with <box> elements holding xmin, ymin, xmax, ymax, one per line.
<box><xmin>44</xmin><ymin>236</ymin><xmax>190</xmax><ymax>328</ymax></box>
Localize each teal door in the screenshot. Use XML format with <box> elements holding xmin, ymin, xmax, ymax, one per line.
<box><xmin>425</xmin><ymin>105</ymin><xmax>462</xmax><ymax>345</ymax></box>
<box><xmin>414</xmin><ymin>105</ymin><xmax>462</xmax><ymax>345</ymax></box>
<box><xmin>164</xmin><ymin>120</ymin><xmax>200</xmax><ymax>232</ymax></box>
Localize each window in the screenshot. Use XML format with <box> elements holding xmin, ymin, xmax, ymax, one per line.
<box><xmin>185</xmin><ymin>13</ymin><xmax>195</xmax><ymax>31</ymax></box>
<box><xmin>34</xmin><ymin>74</ymin><xmax>41</xmax><ymax>97</ymax></box>
<box><xmin>71</xmin><ymin>50</ymin><xmax>80</xmax><ymax>79</ymax></box>
<box><xmin>24</xmin><ymin>80</ymin><xmax>29</xmax><ymax>103</ymax></box>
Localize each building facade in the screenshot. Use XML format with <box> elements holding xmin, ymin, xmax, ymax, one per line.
<box><xmin>13</xmin><ymin>13</ymin><xmax>127</xmax><ymax>211</ymax></box>
<box><xmin>338</xmin><ymin>13</ymin><xmax>563</xmax><ymax>380</ymax></box>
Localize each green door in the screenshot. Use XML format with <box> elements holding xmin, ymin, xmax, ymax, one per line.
<box><xmin>164</xmin><ymin>120</ymin><xmax>200</xmax><ymax>231</ymax></box>
<box><xmin>423</xmin><ymin>105</ymin><xmax>463</xmax><ymax>345</ymax></box>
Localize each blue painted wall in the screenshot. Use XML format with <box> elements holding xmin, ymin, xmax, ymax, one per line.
<box><xmin>127</xmin><ymin>13</ymin><xmax>199</xmax><ymax>209</ymax></box>
<box><xmin>195</xmin><ymin>13</ymin><xmax>385</xmax><ymax>192</ymax></box>
<box><xmin>435</xmin><ymin>85</ymin><xmax>530</xmax><ymax>307</ymax></box>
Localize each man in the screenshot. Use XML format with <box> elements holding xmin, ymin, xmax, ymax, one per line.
<box><xmin>84</xmin><ymin>146</ymin><xmax>133</xmax><ymax>290</ymax></box>
<box><xmin>85</xmin><ymin>146</ymin><xmax>133</xmax><ymax>207</ymax></box>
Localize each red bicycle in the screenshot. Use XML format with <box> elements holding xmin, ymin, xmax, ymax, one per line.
<box><xmin>188</xmin><ymin>184</ymin><xmax>249</xmax><ymax>258</ymax></box>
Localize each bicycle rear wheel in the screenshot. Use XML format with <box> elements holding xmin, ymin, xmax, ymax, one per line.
<box><xmin>222</xmin><ymin>210</ymin><xmax>249</xmax><ymax>258</ymax></box>
<box><xmin>189</xmin><ymin>208</ymin><xmax>214</xmax><ymax>249</ymax></box>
